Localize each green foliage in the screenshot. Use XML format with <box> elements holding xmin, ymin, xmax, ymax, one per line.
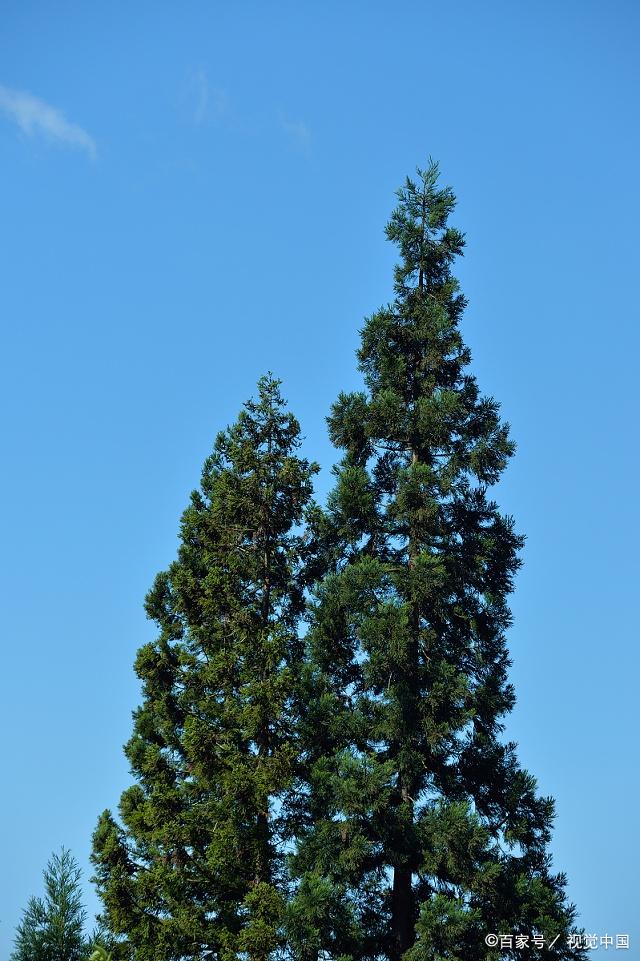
<box><xmin>91</xmin><ymin>163</ymin><xmax>584</xmax><ymax>961</ymax></box>
<box><xmin>91</xmin><ymin>375</ymin><xmax>318</xmax><ymax>961</ymax></box>
<box><xmin>89</xmin><ymin>948</ymin><xmax>113</xmax><ymax>961</ymax></box>
<box><xmin>290</xmin><ymin>161</ymin><xmax>585</xmax><ymax>961</ymax></box>
<box><xmin>12</xmin><ymin>848</ymin><xmax>88</xmax><ymax>961</ymax></box>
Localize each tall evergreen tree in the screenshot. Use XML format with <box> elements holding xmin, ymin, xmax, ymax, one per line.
<box><xmin>289</xmin><ymin>162</ymin><xmax>584</xmax><ymax>961</ymax></box>
<box><xmin>91</xmin><ymin>375</ymin><xmax>318</xmax><ymax>961</ymax></box>
<box><xmin>12</xmin><ymin>848</ymin><xmax>88</xmax><ymax>961</ymax></box>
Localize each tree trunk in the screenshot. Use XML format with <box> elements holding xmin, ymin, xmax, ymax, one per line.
<box><xmin>391</xmin><ymin>847</ymin><xmax>413</xmax><ymax>961</ymax></box>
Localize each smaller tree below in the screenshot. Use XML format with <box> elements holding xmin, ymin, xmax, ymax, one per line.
<box><xmin>12</xmin><ymin>847</ymin><xmax>89</xmax><ymax>961</ymax></box>
<box><xmin>92</xmin><ymin>374</ymin><xmax>319</xmax><ymax>961</ymax></box>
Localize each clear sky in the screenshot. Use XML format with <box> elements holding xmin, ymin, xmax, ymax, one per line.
<box><xmin>1</xmin><ymin>1</ymin><xmax>638</xmax><ymax>955</ymax></box>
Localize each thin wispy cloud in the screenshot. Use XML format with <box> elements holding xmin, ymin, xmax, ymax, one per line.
<box><xmin>181</xmin><ymin>73</ymin><xmax>310</xmax><ymax>156</ymax></box>
<box><xmin>0</xmin><ymin>84</ymin><xmax>96</xmax><ymax>159</ymax></box>
<box><xmin>193</xmin><ymin>69</ymin><xmax>208</xmax><ymax>124</ymax></box>
<box><xmin>188</xmin><ymin>69</ymin><xmax>229</xmax><ymax>125</ymax></box>
<box><xmin>279</xmin><ymin>114</ymin><xmax>311</xmax><ymax>153</ymax></box>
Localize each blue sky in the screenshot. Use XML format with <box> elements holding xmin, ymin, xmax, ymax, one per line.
<box><xmin>1</xmin><ymin>0</ymin><xmax>639</xmax><ymax>954</ymax></box>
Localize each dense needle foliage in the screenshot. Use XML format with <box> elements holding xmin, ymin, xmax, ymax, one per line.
<box><xmin>288</xmin><ymin>162</ymin><xmax>584</xmax><ymax>961</ymax></box>
<box><xmin>90</xmin><ymin>163</ymin><xmax>583</xmax><ymax>961</ymax></box>
<box><xmin>12</xmin><ymin>848</ymin><xmax>89</xmax><ymax>961</ymax></box>
<box><xmin>91</xmin><ymin>376</ymin><xmax>318</xmax><ymax>961</ymax></box>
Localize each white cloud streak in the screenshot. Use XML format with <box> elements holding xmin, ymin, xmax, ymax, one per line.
<box><xmin>188</xmin><ymin>69</ymin><xmax>229</xmax><ymax>125</ymax></box>
<box><xmin>193</xmin><ymin>69</ymin><xmax>209</xmax><ymax>125</ymax></box>
<box><xmin>280</xmin><ymin>114</ymin><xmax>311</xmax><ymax>152</ymax></box>
<box><xmin>0</xmin><ymin>84</ymin><xmax>96</xmax><ymax>159</ymax></box>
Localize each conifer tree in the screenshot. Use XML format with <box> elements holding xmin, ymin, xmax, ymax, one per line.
<box><xmin>91</xmin><ymin>375</ymin><xmax>318</xmax><ymax>961</ymax></box>
<box><xmin>290</xmin><ymin>162</ymin><xmax>584</xmax><ymax>961</ymax></box>
<box><xmin>12</xmin><ymin>848</ymin><xmax>89</xmax><ymax>961</ymax></box>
